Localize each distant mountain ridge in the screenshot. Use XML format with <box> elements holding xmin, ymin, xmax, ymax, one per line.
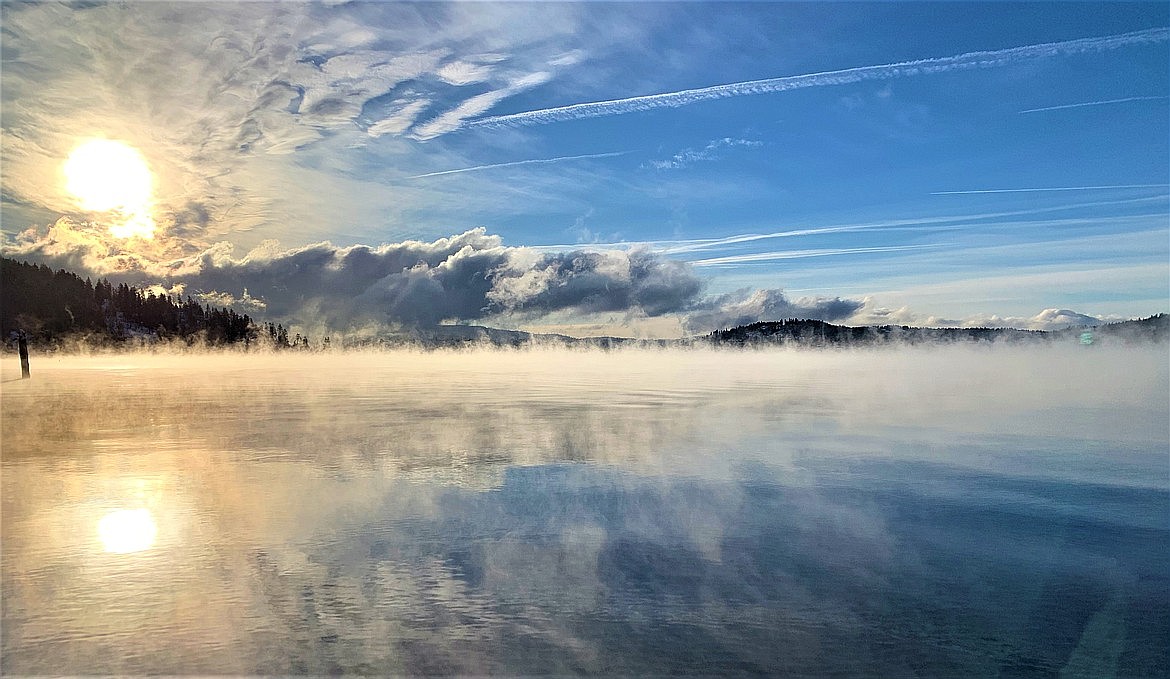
<box><xmin>2</xmin><ymin>256</ymin><xmax>1165</xmax><ymax>349</ymax></box>
<box><xmin>705</xmin><ymin>316</ymin><xmax>1167</xmax><ymax>347</ymax></box>
<box><xmin>398</xmin><ymin>315</ymin><xmax>1168</xmax><ymax>349</ymax></box>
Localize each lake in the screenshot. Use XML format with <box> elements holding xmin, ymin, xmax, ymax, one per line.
<box><xmin>2</xmin><ymin>345</ymin><xmax>1167</xmax><ymax>676</ymax></box>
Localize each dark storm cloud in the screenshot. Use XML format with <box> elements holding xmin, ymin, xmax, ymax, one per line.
<box><xmin>4</xmin><ymin>226</ymin><xmax>701</xmax><ymax>329</ymax></box>
<box><xmin>489</xmin><ymin>250</ymin><xmax>703</xmax><ymax>318</ymax></box>
<box><xmin>179</xmin><ymin>229</ymin><xmax>509</xmax><ymax>327</ymax></box>
<box><xmin>191</xmin><ymin>232</ymin><xmax>708</xmax><ymax>328</ymax></box>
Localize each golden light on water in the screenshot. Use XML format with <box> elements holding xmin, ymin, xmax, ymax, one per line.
<box><xmin>97</xmin><ymin>508</ymin><xmax>158</xmax><ymax>553</ymax></box>
<box><xmin>63</xmin><ymin>139</ymin><xmax>157</xmax><ymax>239</ymax></box>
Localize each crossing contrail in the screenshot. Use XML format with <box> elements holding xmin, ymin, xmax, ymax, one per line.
<box><xmin>465</xmin><ymin>27</ymin><xmax>1168</xmax><ymax>132</ymax></box>
<box><xmin>405</xmin><ymin>151</ymin><xmax>629</xmax><ymax>179</ymax></box>
<box><xmin>1019</xmin><ymin>95</ymin><xmax>1168</xmax><ymax>113</ymax></box>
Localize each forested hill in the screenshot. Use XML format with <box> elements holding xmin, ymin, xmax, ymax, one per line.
<box><xmin>1</xmin><ymin>257</ymin><xmax>254</xmax><ymax>346</ymax></box>
<box><xmin>708</xmin><ymin>315</ymin><xmax>1168</xmax><ymax>347</ymax></box>
<box><xmin>709</xmin><ymin>319</ymin><xmax>1043</xmax><ymax>346</ymax></box>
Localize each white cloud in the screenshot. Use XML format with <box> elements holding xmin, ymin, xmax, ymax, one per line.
<box><xmin>843</xmin><ymin>299</ymin><xmax>1115</xmax><ymax>331</ymax></box>
<box><xmin>646</xmin><ymin>138</ymin><xmax>763</xmax><ymax>170</ymax></box>
<box><xmin>437</xmin><ymin>60</ymin><xmax>495</xmax><ymax>86</ymax></box>
<box><xmin>409</xmin><ymin>71</ymin><xmax>553</xmax><ymax>140</ymax></box>
<box><xmin>950</xmin><ymin>308</ymin><xmax>1113</xmax><ymax>331</ymax></box>
<box><xmin>366</xmin><ymin>100</ymin><xmax>433</xmax><ymax>138</ymax></box>
<box><xmin>1027</xmin><ymin>308</ymin><xmax>1103</xmax><ymax>328</ymax></box>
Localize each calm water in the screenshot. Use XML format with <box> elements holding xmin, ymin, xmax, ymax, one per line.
<box><xmin>2</xmin><ymin>346</ymin><xmax>1167</xmax><ymax>676</ymax></box>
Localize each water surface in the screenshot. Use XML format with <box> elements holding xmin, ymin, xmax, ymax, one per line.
<box><xmin>2</xmin><ymin>346</ymin><xmax>1167</xmax><ymax>676</ymax></box>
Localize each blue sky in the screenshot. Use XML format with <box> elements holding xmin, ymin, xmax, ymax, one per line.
<box><xmin>2</xmin><ymin>1</ymin><xmax>1167</xmax><ymax>336</ymax></box>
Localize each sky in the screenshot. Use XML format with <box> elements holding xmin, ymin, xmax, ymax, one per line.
<box><xmin>1</xmin><ymin>1</ymin><xmax>1167</xmax><ymax>338</ymax></box>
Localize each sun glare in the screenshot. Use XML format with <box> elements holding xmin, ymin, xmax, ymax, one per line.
<box><xmin>63</xmin><ymin>139</ymin><xmax>157</xmax><ymax>239</ymax></box>
<box><xmin>97</xmin><ymin>508</ymin><xmax>158</xmax><ymax>554</ymax></box>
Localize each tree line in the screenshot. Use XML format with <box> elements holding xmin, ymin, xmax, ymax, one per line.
<box><xmin>0</xmin><ymin>257</ymin><xmax>321</xmax><ymax>349</ymax></box>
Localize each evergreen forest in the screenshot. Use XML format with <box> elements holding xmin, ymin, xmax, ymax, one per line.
<box><xmin>1</xmin><ymin>257</ymin><xmax>307</xmax><ymax>349</ymax></box>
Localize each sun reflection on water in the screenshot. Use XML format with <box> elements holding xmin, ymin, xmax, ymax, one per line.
<box><xmin>97</xmin><ymin>508</ymin><xmax>157</xmax><ymax>554</ymax></box>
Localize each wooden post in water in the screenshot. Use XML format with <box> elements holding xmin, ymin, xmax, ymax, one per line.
<box><xmin>18</xmin><ymin>334</ymin><xmax>30</xmax><ymax>379</ymax></box>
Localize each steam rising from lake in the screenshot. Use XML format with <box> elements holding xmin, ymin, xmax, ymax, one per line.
<box><xmin>2</xmin><ymin>346</ymin><xmax>1167</xmax><ymax>675</ymax></box>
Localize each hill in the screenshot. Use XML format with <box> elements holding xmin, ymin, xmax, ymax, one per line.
<box><xmin>707</xmin><ymin>316</ymin><xmax>1167</xmax><ymax>347</ymax></box>
<box><xmin>1</xmin><ymin>257</ymin><xmax>255</xmax><ymax>347</ymax></box>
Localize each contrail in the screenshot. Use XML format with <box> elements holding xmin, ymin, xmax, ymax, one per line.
<box><xmin>465</xmin><ymin>27</ymin><xmax>1168</xmax><ymax>131</ymax></box>
<box><xmin>406</xmin><ymin>151</ymin><xmax>629</xmax><ymax>179</ymax></box>
<box><xmin>687</xmin><ymin>243</ymin><xmax>935</xmax><ymax>265</ymax></box>
<box><xmin>527</xmin><ymin>195</ymin><xmax>1167</xmax><ymax>253</ymax></box>
<box><xmin>932</xmin><ymin>184</ymin><xmax>1169</xmax><ymax>195</ymax></box>
<box><xmin>661</xmin><ymin>223</ymin><xmax>951</xmax><ymax>255</ymax></box>
<box><xmin>1019</xmin><ymin>95</ymin><xmax>1168</xmax><ymax>113</ymax></box>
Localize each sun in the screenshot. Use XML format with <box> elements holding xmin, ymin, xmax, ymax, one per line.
<box><xmin>63</xmin><ymin>139</ymin><xmax>157</xmax><ymax>239</ymax></box>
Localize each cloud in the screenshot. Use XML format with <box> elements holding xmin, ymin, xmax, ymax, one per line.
<box><xmin>844</xmin><ymin>300</ymin><xmax>921</xmax><ymax>327</ymax></box>
<box><xmin>847</xmin><ymin>300</ymin><xmax>1118</xmax><ymax>331</ymax></box>
<box><xmin>646</xmin><ymin>138</ymin><xmax>762</xmax><ymax>170</ymax></box>
<box><xmin>0</xmin><ymin>2</ymin><xmax>606</xmax><ymax>243</ymax></box>
<box><xmin>3</xmin><ymin>221</ymin><xmax>706</xmax><ymax>331</ymax></box>
<box><xmin>1018</xmin><ymin>95</ymin><xmax>1169</xmax><ymax>114</ymax></box>
<box><xmin>436</xmin><ymin>60</ymin><xmax>495</xmax><ymax>86</ymax></box>
<box><xmin>365</xmin><ymin>99</ymin><xmax>433</xmax><ymax>138</ymax></box>
<box><xmin>2</xmin><ymin>220</ymin><xmax>878</xmax><ymax>336</ymax></box>
<box><xmin>464</xmin><ymin>27</ymin><xmax>1169</xmax><ymax>132</ymax></box>
<box><xmin>406</xmin><ymin>71</ymin><xmax>556</xmax><ymax>141</ymax></box>
<box><xmin>950</xmin><ymin>308</ymin><xmax>1109</xmax><ymax>331</ymax></box>
<box><xmin>3</xmin><ymin>218</ymin><xmax>198</xmax><ymax>279</ymax></box>
<box><xmin>489</xmin><ymin>249</ymin><xmax>703</xmax><ymax>318</ymax></box>
<box><xmin>1027</xmin><ymin>308</ymin><xmax>1103</xmax><ymax>328</ymax></box>
<box><xmin>5</xmin><ymin>219</ymin><xmax>1142</xmax><ymax>336</ymax></box>
<box><xmin>195</xmin><ymin>288</ymin><xmax>268</xmax><ymax>312</ymax></box>
<box><xmin>407</xmin><ymin>151</ymin><xmax>629</xmax><ymax>180</ymax></box>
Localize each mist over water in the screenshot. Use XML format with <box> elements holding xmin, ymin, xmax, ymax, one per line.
<box><xmin>2</xmin><ymin>346</ymin><xmax>1167</xmax><ymax>676</ymax></box>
